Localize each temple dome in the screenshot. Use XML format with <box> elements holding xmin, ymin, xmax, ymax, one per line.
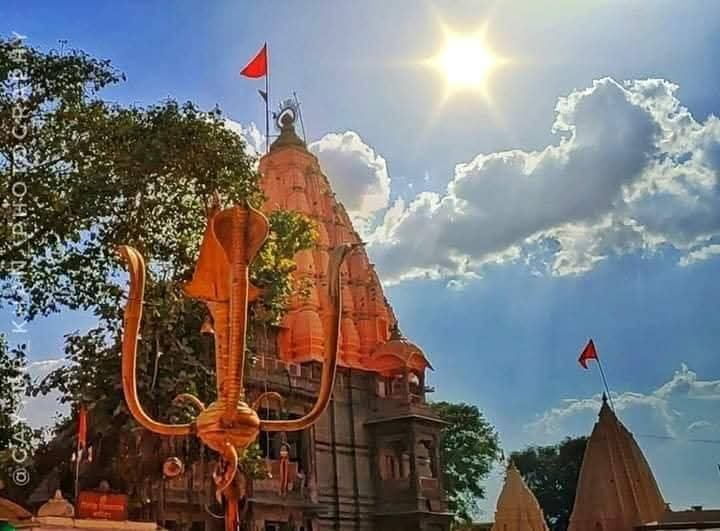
<box><xmin>568</xmin><ymin>395</ymin><xmax>666</xmax><ymax>531</ymax></box>
<box><xmin>280</xmin><ymin>309</ymin><xmax>325</xmax><ymax>363</ymax></box>
<box><xmin>340</xmin><ymin>317</ymin><xmax>361</xmax><ymax>365</ymax></box>
<box><xmin>492</xmin><ymin>462</ymin><xmax>549</xmax><ymax>531</ymax></box>
<box><xmin>366</xmin><ymin>326</ymin><xmax>433</xmax><ymax>376</ymax></box>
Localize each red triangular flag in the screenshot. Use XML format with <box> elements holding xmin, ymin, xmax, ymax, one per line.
<box><xmin>578</xmin><ymin>339</ymin><xmax>598</xmax><ymax>369</ymax></box>
<box><xmin>240</xmin><ymin>44</ymin><xmax>267</xmax><ymax>78</ymax></box>
<box><xmin>77</xmin><ymin>404</ymin><xmax>88</xmax><ymax>450</ymax></box>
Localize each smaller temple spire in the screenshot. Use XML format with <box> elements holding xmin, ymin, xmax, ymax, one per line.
<box><xmin>492</xmin><ymin>460</ymin><xmax>549</xmax><ymax>531</ymax></box>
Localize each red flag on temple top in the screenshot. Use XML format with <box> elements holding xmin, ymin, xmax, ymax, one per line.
<box><xmin>240</xmin><ymin>43</ymin><xmax>268</xmax><ymax>78</ymax></box>
<box><xmin>578</xmin><ymin>339</ymin><xmax>599</xmax><ymax>369</ymax></box>
<box><xmin>77</xmin><ymin>404</ymin><xmax>88</xmax><ymax>450</ymax></box>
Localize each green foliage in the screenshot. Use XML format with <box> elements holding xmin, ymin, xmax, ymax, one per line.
<box><xmin>430</xmin><ymin>401</ymin><xmax>502</xmax><ymax>523</ymax></box>
<box><xmin>2</xmin><ymin>37</ymin><xmax>315</xmax><ymax>494</ymax></box>
<box><xmin>251</xmin><ymin>210</ymin><xmax>318</xmax><ymax>325</ymax></box>
<box><xmin>0</xmin><ymin>37</ymin><xmax>261</xmax><ymax>318</ymax></box>
<box><xmin>239</xmin><ymin>441</ymin><xmax>270</xmax><ymax>481</ymax></box>
<box><xmin>511</xmin><ymin>436</ymin><xmax>588</xmax><ymax>531</ymax></box>
<box><xmin>0</xmin><ymin>335</ymin><xmax>38</xmax><ymax>501</ymax></box>
<box><xmin>0</xmin><ymin>335</ymin><xmax>30</xmax><ymax>448</ymax></box>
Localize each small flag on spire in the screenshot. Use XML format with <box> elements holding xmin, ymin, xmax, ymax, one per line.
<box><xmin>258</xmin><ymin>89</ymin><xmax>268</xmax><ymax>103</ymax></box>
<box><xmin>240</xmin><ymin>43</ymin><xmax>268</xmax><ymax>78</ymax></box>
<box><xmin>578</xmin><ymin>339</ymin><xmax>599</xmax><ymax>369</ymax></box>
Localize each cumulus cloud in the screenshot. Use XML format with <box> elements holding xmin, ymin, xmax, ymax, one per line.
<box><xmin>366</xmin><ymin>78</ymin><xmax>720</xmax><ymax>283</ymax></box>
<box><xmin>526</xmin><ymin>363</ymin><xmax>720</xmax><ymax>439</ymax></box>
<box><xmin>309</xmin><ymin>131</ymin><xmax>391</xmax><ymax>222</ymax></box>
<box><xmin>226</xmin><ymin>121</ymin><xmax>392</xmax><ymax>233</ymax></box>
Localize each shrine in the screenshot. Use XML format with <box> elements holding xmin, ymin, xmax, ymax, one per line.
<box><xmin>111</xmin><ymin>105</ymin><xmax>452</xmax><ymax>530</ymax></box>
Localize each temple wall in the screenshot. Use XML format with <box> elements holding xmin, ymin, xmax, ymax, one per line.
<box><xmin>313</xmin><ymin>370</ymin><xmax>377</xmax><ymax>530</ymax></box>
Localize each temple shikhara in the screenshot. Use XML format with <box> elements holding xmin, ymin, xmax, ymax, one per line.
<box><xmin>233</xmin><ymin>109</ymin><xmax>452</xmax><ymax>530</ymax></box>
<box><xmin>568</xmin><ymin>396</ymin><xmax>666</xmax><ymax>531</ymax></box>
<box><xmin>491</xmin><ymin>462</ymin><xmax>547</xmax><ymax>531</ymax></box>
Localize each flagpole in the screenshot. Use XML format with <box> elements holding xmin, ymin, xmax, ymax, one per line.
<box><xmin>74</xmin><ymin>447</ymin><xmax>82</xmax><ymax>499</ymax></box>
<box><xmin>596</xmin><ymin>357</ymin><xmax>615</xmax><ymax>411</ymax></box>
<box><xmin>265</xmin><ymin>44</ymin><xmax>270</xmax><ymax>154</ymax></box>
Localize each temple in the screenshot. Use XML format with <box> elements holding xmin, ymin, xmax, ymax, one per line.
<box><xmin>568</xmin><ymin>394</ymin><xmax>666</xmax><ymax>531</ymax></box>
<box><xmin>14</xmin><ymin>103</ymin><xmax>451</xmax><ymax>531</ymax></box>
<box><xmin>491</xmin><ymin>462</ymin><xmax>548</xmax><ymax>531</ymax></box>
<box><xmin>236</xmin><ymin>108</ymin><xmax>451</xmax><ymax>531</ymax></box>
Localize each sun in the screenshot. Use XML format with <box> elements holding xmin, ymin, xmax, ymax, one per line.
<box><xmin>429</xmin><ymin>29</ymin><xmax>502</xmax><ymax>92</ymax></box>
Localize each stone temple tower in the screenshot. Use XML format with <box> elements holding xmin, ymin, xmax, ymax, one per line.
<box><xmin>245</xmin><ymin>106</ymin><xmax>453</xmax><ymax>531</ymax></box>
<box><xmin>568</xmin><ymin>395</ymin><xmax>666</xmax><ymax>531</ymax></box>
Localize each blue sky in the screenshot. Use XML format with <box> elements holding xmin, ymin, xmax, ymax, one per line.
<box><xmin>3</xmin><ymin>0</ymin><xmax>720</xmax><ymax>516</ymax></box>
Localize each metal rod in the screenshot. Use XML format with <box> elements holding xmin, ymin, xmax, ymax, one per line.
<box><xmin>596</xmin><ymin>357</ymin><xmax>615</xmax><ymax>411</ymax></box>
<box><xmin>293</xmin><ymin>91</ymin><xmax>307</xmax><ymax>143</ymax></box>
<box><xmin>74</xmin><ymin>448</ymin><xmax>82</xmax><ymax>499</ymax></box>
<box><xmin>265</xmin><ymin>44</ymin><xmax>270</xmax><ymax>154</ymax></box>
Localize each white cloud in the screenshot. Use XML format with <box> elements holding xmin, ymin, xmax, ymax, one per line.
<box><xmin>526</xmin><ymin>363</ymin><xmax>720</xmax><ymax>439</ymax></box>
<box><xmin>654</xmin><ymin>363</ymin><xmax>720</xmax><ymax>401</ymax></box>
<box><xmin>365</xmin><ymin>78</ymin><xmax>720</xmax><ymax>284</ymax></box>
<box><xmin>309</xmin><ymin>131</ymin><xmax>391</xmax><ymax>222</ymax></box>
<box><xmin>679</xmin><ymin>244</ymin><xmax>720</xmax><ymax>266</ymax></box>
<box><xmin>224</xmin><ymin>119</ymin><xmax>265</xmax><ymax>158</ymax></box>
<box><xmin>687</xmin><ymin>420</ymin><xmax>713</xmax><ymax>432</ymax></box>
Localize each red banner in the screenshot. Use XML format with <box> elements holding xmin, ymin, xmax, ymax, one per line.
<box><xmin>77</xmin><ymin>491</ymin><xmax>128</xmax><ymax>521</ymax></box>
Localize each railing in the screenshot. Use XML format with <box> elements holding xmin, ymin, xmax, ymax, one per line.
<box><xmin>368</xmin><ymin>394</ymin><xmax>438</xmax><ymax>423</ymax></box>
<box><xmin>245</xmin><ymin>355</ymin><xmax>320</xmax><ymax>397</ymax></box>
<box><xmin>252</xmin><ymin>459</ymin><xmax>311</xmax><ymax>501</ymax></box>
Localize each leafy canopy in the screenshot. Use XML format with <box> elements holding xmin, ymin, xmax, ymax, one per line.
<box><xmin>0</xmin><ymin>335</ymin><xmax>31</xmax><ymax>449</ymax></box>
<box><xmin>430</xmin><ymin>401</ymin><xmax>502</xmax><ymax>523</ymax></box>
<box><xmin>1</xmin><ymin>36</ymin><xmax>316</xmax><ymax>494</ymax></box>
<box><xmin>511</xmin><ymin>436</ymin><xmax>588</xmax><ymax>531</ymax></box>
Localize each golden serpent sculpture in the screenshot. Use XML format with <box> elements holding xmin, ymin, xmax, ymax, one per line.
<box><xmin>118</xmin><ymin>199</ymin><xmax>353</xmax><ymax>530</ymax></box>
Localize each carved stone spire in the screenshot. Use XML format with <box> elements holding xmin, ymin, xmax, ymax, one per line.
<box><xmin>568</xmin><ymin>399</ymin><xmax>666</xmax><ymax>531</ymax></box>
<box><xmin>259</xmin><ymin>106</ymin><xmax>396</xmax><ymax>369</ymax></box>
<box><xmin>492</xmin><ymin>461</ymin><xmax>549</xmax><ymax>531</ymax></box>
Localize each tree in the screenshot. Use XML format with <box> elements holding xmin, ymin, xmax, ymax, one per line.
<box><xmin>0</xmin><ymin>335</ymin><xmax>36</xmax><ymax>502</ymax></box>
<box><xmin>511</xmin><ymin>436</ymin><xmax>588</xmax><ymax>531</ymax></box>
<box><xmin>1</xmin><ymin>36</ymin><xmax>316</xmax><ymax>503</ymax></box>
<box><xmin>0</xmin><ymin>336</ymin><xmax>29</xmax><ymax>449</ymax></box>
<box><xmin>430</xmin><ymin>401</ymin><xmax>502</xmax><ymax>523</ymax></box>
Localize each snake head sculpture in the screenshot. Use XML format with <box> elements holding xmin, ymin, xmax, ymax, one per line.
<box><xmin>118</xmin><ymin>201</ymin><xmax>354</xmax><ymax>528</ymax></box>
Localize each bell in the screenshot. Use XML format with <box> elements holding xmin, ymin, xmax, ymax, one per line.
<box><xmin>163</xmin><ymin>456</ymin><xmax>185</xmax><ymax>479</ymax></box>
<box><xmin>200</xmin><ymin>315</ymin><xmax>215</xmax><ymax>335</ymax></box>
